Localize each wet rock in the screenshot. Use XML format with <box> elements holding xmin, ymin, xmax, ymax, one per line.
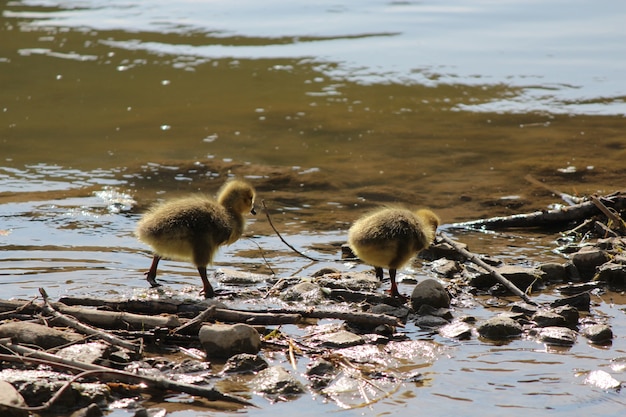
<box><xmin>430</xmin><ymin>259</ymin><xmax>461</xmax><ymax>278</ymax></box>
<box><xmin>316</xmin><ymin>272</ymin><xmax>380</xmax><ymax>292</ymax></box>
<box><xmin>370</xmin><ymin>303</ymin><xmax>410</xmax><ymax>321</ymax></box>
<box><xmin>416</xmin><ymin>304</ymin><xmax>453</xmax><ymax>320</ymax></box>
<box><xmin>221</xmin><ymin>353</ymin><xmax>269</xmax><ymax>374</ymax></box>
<box><xmin>470</xmin><ymin>265</ymin><xmax>543</xmax><ymax>293</ymax></box>
<box><xmin>538</xmin><ymin>262</ymin><xmax>568</xmax><ymax>283</ymax></box>
<box><xmin>0</xmin><ymin>322</ymin><xmax>82</xmax><ymax>349</ymax></box>
<box><xmin>306</xmin><ymin>359</ymin><xmax>337</xmax><ymax>389</ymax></box>
<box><xmin>571</xmin><ymin>249</ymin><xmax>610</xmax><ymax>280</ymax></box>
<box><xmin>550</xmin><ymin>292</ymin><xmax>591</xmax><ymax>311</ymax></box>
<box><xmin>476</xmin><ymin>316</ymin><xmax>522</xmax><ymax>340</ymax></box>
<box><xmin>438</xmin><ymin>321</ymin><xmax>473</xmax><ymax>340</ymax></box>
<box><xmin>537</xmin><ymin>326</ymin><xmax>577</xmax><ymax>346</ymax></box>
<box><xmin>581</xmin><ymin>324</ymin><xmax>613</xmax><ymax>344</ymax></box>
<box><xmin>410</xmin><ymin>279</ymin><xmax>450</xmax><ymax>311</ymax></box>
<box><xmin>250</xmin><ymin>366</ymin><xmax>305</xmax><ymax>400</ymax></box>
<box><xmin>56</xmin><ymin>342</ymin><xmax>110</xmax><ymax>365</ymax></box>
<box><xmin>510</xmin><ymin>301</ymin><xmax>539</xmax><ymax>317</ymax></box>
<box><xmin>594</xmin><ymin>262</ymin><xmax>626</xmax><ymax>288</ymax></box>
<box><xmin>315</xmin><ymin>330</ymin><xmax>364</xmax><ymax>348</ymax></box>
<box><xmin>69</xmin><ymin>403</ymin><xmax>103</xmax><ymax>417</ymax></box>
<box><xmin>214</xmin><ymin>268</ymin><xmax>268</xmax><ymax>285</ymax></box>
<box><xmin>133</xmin><ymin>408</ymin><xmax>167</xmax><ymax>417</ymax></box>
<box><xmin>563</xmin><ymin>261</ymin><xmax>582</xmax><ymax>281</ymax></box>
<box><xmin>415</xmin><ymin>315</ymin><xmax>450</xmax><ymax>330</ymax></box>
<box><xmin>556</xmin><ymin>282</ymin><xmax>601</xmax><ymax>296</ymax></box>
<box><xmin>199</xmin><ymin>323</ymin><xmax>261</xmax><ymax>359</ymax></box>
<box><xmin>532</xmin><ymin>311</ymin><xmax>570</xmax><ymax>328</ymax></box>
<box><xmin>584</xmin><ymin>370</ymin><xmax>621</xmax><ymax>390</ymax></box>
<box><xmin>280</xmin><ymin>281</ymin><xmax>324</xmax><ymax>304</ymax></box>
<box><xmin>0</xmin><ymin>380</ymin><xmax>28</xmax><ymax>417</ymax></box>
<box><xmin>552</xmin><ymin>305</ymin><xmax>579</xmax><ymax>329</ymax></box>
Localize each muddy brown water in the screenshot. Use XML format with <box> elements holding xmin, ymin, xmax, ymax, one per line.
<box><xmin>2</xmin><ymin>1</ymin><xmax>626</xmax><ymax>415</ymax></box>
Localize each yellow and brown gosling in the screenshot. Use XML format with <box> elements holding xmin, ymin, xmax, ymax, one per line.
<box><xmin>348</xmin><ymin>207</ymin><xmax>440</xmax><ymax>299</ymax></box>
<box><xmin>135</xmin><ymin>179</ymin><xmax>256</xmax><ymax>298</ymax></box>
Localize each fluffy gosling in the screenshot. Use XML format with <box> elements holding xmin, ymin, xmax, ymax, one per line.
<box><xmin>136</xmin><ymin>179</ymin><xmax>256</xmax><ymax>298</ymax></box>
<box><xmin>348</xmin><ymin>207</ymin><xmax>440</xmax><ymax>298</ymax></box>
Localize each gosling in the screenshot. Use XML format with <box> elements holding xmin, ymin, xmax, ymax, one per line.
<box><xmin>348</xmin><ymin>207</ymin><xmax>440</xmax><ymax>299</ymax></box>
<box><xmin>135</xmin><ymin>179</ymin><xmax>256</xmax><ymax>298</ymax></box>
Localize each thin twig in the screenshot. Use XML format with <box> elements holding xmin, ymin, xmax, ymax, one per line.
<box><xmin>245</xmin><ymin>237</ymin><xmax>276</xmax><ymax>275</ymax></box>
<box><xmin>524</xmin><ymin>174</ymin><xmax>582</xmax><ymax>206</ymax></box>
<box><xmin>261</xmin><ymin>199</ymin><xmax>321</xmax><ymax>262</ymax></box>
<box><xmin>590</xmin><ymin>195</ymin><xmax>626</xmax><ymax>233</ymax></box>
<box><xmin>437</xmin><ymin>232</ymin><xmax>538</xmax><ymax>306</ymax></box>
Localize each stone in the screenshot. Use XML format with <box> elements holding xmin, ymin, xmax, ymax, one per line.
<box><xmin>315</xmin><ymin>330</ymin><xmax>363</xmax><ymax>348</ymax></box>
<box><xmin>538</xmin><ymin>262</ymin><xmax>568</xmax><ymax>283</ymax></box>
<box><xmin>416</xmin><ymin>304</ymin><xmax>453</xmax><ymax>320</ymax></box>
<box><xmin>410</xmin><ymin>279</ymin><xmax>450</xmax><ymax>311</ymax></box>
<box><xmin>279</xmin><ymin>281</ymin><xmax>324</xmax><ymax>304</ymax></box>
<box><xmin>213</xmin><ymin>268</ymin><xmax>268</xmax><ymax>285</ymax></box>
<box><xmin>470</xmin><ymin>265</ymin><xmax>543</xmax><ymax>292</ymax></box>
<box><xmin>532</xmin><ymin>311</ymin><xmax>569</xmax><ymax>328</ymax></box>
<box><xmin>571</xmin><ymin>249</ymin><xmax>610</xmax><ymax>280</ymax></box>
<box><xmin>551</xmin><ymin>305</ymin><xmax>579</xmax><ymax>329</ymax></box>
<box><xmin>0</xmin><ymin>322</ymin><xmax>82</xmax><ymax>349</ymax></box>
<box><xmin>370</xmin><ymin>303</ymin><xmax>410</xmax><ymax>321</ymax></box>
<box><xmin>69</xmin><ymin>403</ymin><xmax>103</xmax><ymax>417</ymax></box>
<box><xmin>594</xmin><ymin>262</ymin><xmax>626</xmax><ymax>288</ymax></box>
<box><xmin>415</xmin><ymin>315</ymin><xmax>450</xmax><ymax>330</ymax></box>
<box><xmin>550</xmin><ymin>292</ymin><xmax>590</xmax><ymax>312</ymax></box>
<box><xmin>250</xmin><ymin>366</ymin><xmax>305</xmax><ymax>399</ymax></box>
<box><xmin>584</xmin><ymin>370</ymin><xmax>621</xmax><ymax>390</ymax></box>
<box><xmin>221</xmin><ymin>353</ymin><xmax>268</xmax><ymax>374</ymax></box>
<box><xmin>510</xmin><ymin>301</ymin><xmax>539</xmax><ymax>317</ymax></box>
<box><xmin>438</xmin><ymin>321</ymin><xmax>473</xmax><ymax>340</ymax></box>
<box><xmin>0</xmin><ymin>380</ymin><xmax>28</xmax><ymax>417</ymax></box>
<box><xmin>581</xmin><ymin>324</ymin><xmax>613</xmax><ymax>344</ymax></box>
<box><xmin>430</xmin><ymin>259</ymin><xmax>461</xmax><ymax>278</ymax></box>
<box><xmin>199</xmin><ymin>323</ymin><xmax>261</xmax><ymax>359</ymax></box>
<box><xmin>316</xmin><ymin>272</ymin><xmax>380</xmax><ymax>292</ymax></box>
<box><xmin>476</xmin><ymin>316</ymin><xmax>522</xmax><ymax>340</ymax></box>
<box><xmin>537</xmin><ymin>326</ymin><xmax>577</xmax><ymax>346</ymax></box>
<box><xmin>56</xmin><ymin>342</ymin><xmax>110</xmax><ymax>365</ymax></box>
<box><xmin>306</xmin><ymin>359</ymin><xmax>337</xmax><ymax>389</ymax></box>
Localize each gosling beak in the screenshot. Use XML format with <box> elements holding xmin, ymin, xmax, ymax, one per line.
<box><xmin>250</xmin><ymin>207</ymin><xmax>257</xmax><ymax>215</ymax></box>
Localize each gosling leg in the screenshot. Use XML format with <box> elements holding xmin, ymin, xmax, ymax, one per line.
<box><xmin>198</xmin><ymin>266</ymin><xmax>215</xmax><ymax>298</ymax></box>
<box><xmin>375</xmin><ymin>267</ymin><xmax>384</xmax><ymax>280</ymax></box>
<box><xmin>145</xmin><ymin>255</ymin><xmax>162</xmax><ymax>287</ymax></box>
<box><xmin>388</xmin><ymin>268</ymin><xmax>406</xmax><ymax>300</ymax></box>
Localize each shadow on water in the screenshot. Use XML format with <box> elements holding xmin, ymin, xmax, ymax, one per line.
<box><xmin>2</xmin><ymin>0</ymin><xmax>626</xmax><ymax>415</ymax></box>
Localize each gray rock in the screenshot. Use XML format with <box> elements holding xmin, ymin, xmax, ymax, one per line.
<box><xmin>370</xmin><ymin>303</ymin><xmax>410</xmax><ymax>321</ymax></box>
<box><xmin>430</xmin><ymin>259</ymin><xmax>461</xmax><ymax>278</ymax></box>
<box><xmin>214</xmin><ymin>268</ymin><xmax>268</xmax><ymax>285</ymax></box>
<box><xmin>594</xmin><ymin>262</ymin><xmax>626</xmax><ymax>288</ymax></box>
<box><xmin>69</xmin><ymin>403</ymin><xmax>103</xmax><ymax>417</ymax></box>
<box><xmin>470</xmin><ymin>265</ymin><xmax>543</xmax><ymax>292</ymax></box>
<box><xmin>538</xmin><ymin>262</ymin><xmax>568</xmax><ymax>283</ymax></box>
<box><xmin>0</xmin><ymin>322</ymin><xmax>82</xmax><ymax>349</ymax></box>
<box><xmin>438</xmin><ymin>321</ymin><xmax>473</xmax><ymax>340</ymax></box>
<box><xmin>56</xmin><ymin>342</ymin><xmax>110</xmax><ymax>365</ymax></box>
<box><xmin>510</xmin><ymin>302</ymin><xmax>539</xmax><ymax>317</ymax></box>
<box><xmin>581</xmin><ymin>324</ymin><xmax>613</xmax><ymax>344</ymax></box>
<box><xmin>280</xmin><ymin>281</ymin><xmax>324</xmax><ymax>304</ymax></box>
<box><xmin>584</xmin><ymin>370</ymin><xmax>621</xmax><ymax>390</ymax></box>
<box><xmin>250</xmin><ymin>366</ymin><xmax>305</xmax><ymax>399</ymax></box>
<box><xmin>571</xmin><ymin>249</ymin><xmax>610</xmax><ymax>280</ymax></box>
<box><xmin>315</xmin><ymin>330</ymin><xmax>363</xmax><ymax>348</ymax></box>
<box><xmin>415</xmin><ymin>315</ymin><xmax>450</xmax><ymax>330</ymax></box>
<box><xmin>532</xmin><ymin>311</ymin><xmax>569</xmax><ymax>328</ymax></box>
<box><xmin>552</xmin><ymin>305</ymin><xmax>579</xmax><ymax>329</ymax></box>
<box><xmin>416</xmin><ymin>304</ymin><xmax>453</xmax><ymax>320</ymax></box>
<box><xmin>537</xmin><ymin>326</ymin><xmax>577</xmax><ymax>346</ymax></box>
<box><xmin>306</xmin><ymin>359</ymin><xmax>337</xmax><ymax>389</ymax></box>
<box><xmin>316</xmin><ymin>272</ymin><xmax>380</xmax><ymax>292</ymax></box>
<box><xmin>410</xmin><ymin>279</ymin><xmax>450</xmax><ymax>311</ymax></box>
<box><xmin>0</xmin><ymin>380</ymin><xmax>28</xmax><ymax>417</ymax></box>
<box><xmin>550</xmin><ymin>292</ymin><xmax>590</xmax><ymax>312</ymax></box>
<box><xmin>199</xmin><ymin>323</ymin><xmax>261</xmax><ymax>359</ymax></box>
<box><xmin>477</xmin><ymin>316</ymin><xmax>522</xmax><ymax>340</ymax></box>
<box><xmin>221</xmin><ymin>353</ymin><xmax>268</xmax><ymax>374</ymax></box>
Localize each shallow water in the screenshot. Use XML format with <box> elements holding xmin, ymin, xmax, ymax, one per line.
<box><xmin>2</xmin><ymin>0</ymin><xmax>626</xmax><ymax>415</ymax></box>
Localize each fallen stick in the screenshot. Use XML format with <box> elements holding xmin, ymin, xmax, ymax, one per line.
<box><xmin>437</xmin><ymin>232</ymin><xmax>538</xmax><ymax>306</ymax></box>
<box><xmin>524</xmin><ymin>174</ymin><xmax>582</xmax><ymax>206</ymax></box>
<box><xmin>451</xmin><ymin>192</ymin><xmax>626</xmax><ymax>230</ymax></box>
<box><xmin>172</xmin><ymin>305</ymin><xmax>217</xmax><ymax>335</ymax></box>
<box><xmin>39</xmin><ymin>288</ymin><xmax>143</xmax><ymax>354</ymax></box>
<box><xmin>590</xmin><ymin>195</ymin><xmax>626</xmax><ymax>234</ymax></box>
<box><xmin>0</xmin><ymin>340</ymin><xmax>253</xmax><ymax>406</ymax></box>
<box><xmin>261</xmin><ymin>199</ymin><xmax>322</xmax><ymax>262</ymax></box>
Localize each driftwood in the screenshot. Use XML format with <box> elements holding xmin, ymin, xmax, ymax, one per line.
<box><xmin>267</xmin><ymin>308</ymin><xmax>403</xmax><ymax>327</ymax></box>
<box><xmin>0</xmin><ymin>339</ymin><xmax>253</xmax><ymax>407</ymax></box>
<box><xmin>451</xmin><ymin>192</ymin><xmax>626</xmax><ymax>230</ymax></box>
<box><xmin>438</xmin><ymin>232</ymin><xmax>538</xmax><ymax>306</ymax></box>
<box><xmin>39</xmin><ymin>289</ymin><xmax>143</xmax><ymax>353</ymax></box>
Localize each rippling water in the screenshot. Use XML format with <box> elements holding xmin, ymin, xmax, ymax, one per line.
<box><xmin>2</xmin><ymin>0</ymin><xmax>626</xmax><ymax>415</ymax></box>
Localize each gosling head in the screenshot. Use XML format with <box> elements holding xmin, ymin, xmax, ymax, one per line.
<box><xmin>415</xmin><ymin>208</ymin><xmax>440</xmax><ymax>243</ymax></box>
<box><xmin>217</xmin><ymin>179</ymin><xmax>256</xmax><ymax>215</ymax></box>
